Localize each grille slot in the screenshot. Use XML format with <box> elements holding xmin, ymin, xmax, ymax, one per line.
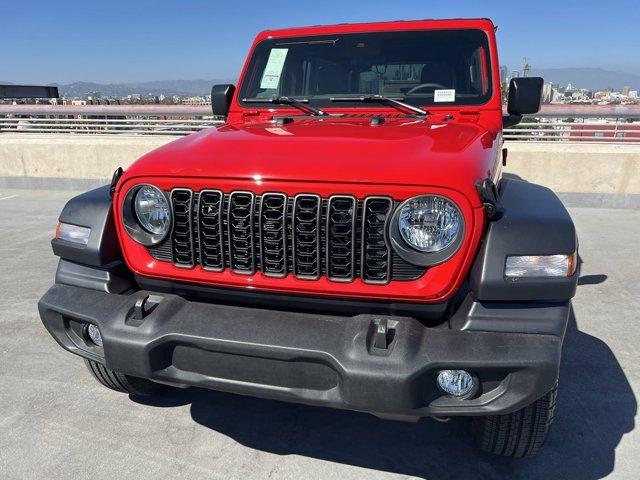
<box><xmin>292</xmin><ymin>194</ymin><xmax>321</xmax><ymax>280</ymax></box>
<box><xmin>227</xmin><ymin>191</ymin><xmax>255</xmax><ymax>274</ymax></box>
<box><xmin>170</xmin><ymin>189</ymin><xmax>195</xmax><ymax>268</ymax></box>
<box><xmin>197</xmin><ymin>190</ymin><xmax>224</xmax><ymax>271</ymax></box>
<box><xmin>150</xmin><ymin>189</ymin><xmax>428</xmax><ymax>282</ymax></box>
<box><xmin>260</xmin><ymin>193</ymin><xmax>288</xmax><ymax>277</ymax></box>
<box><xmin>361</xmin><ymin>197</ymin><xmax>393</xmax><ymax>284</ymax></box>
<box><xmin>326</xmin><ymin>196</ymin><xmax>356</xmax><ymax>282</ymax></box>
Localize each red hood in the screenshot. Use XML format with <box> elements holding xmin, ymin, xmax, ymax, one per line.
<box><xmin>121</xmin><ymin>115</ymin><xmax>501</xmax><ymax>207</ymax></box>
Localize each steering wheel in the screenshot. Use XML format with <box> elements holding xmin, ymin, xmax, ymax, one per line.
<box><xmin>406</xmin><ymin>83</ymin><xmax>448</xmax><ymax>95</ymax></box>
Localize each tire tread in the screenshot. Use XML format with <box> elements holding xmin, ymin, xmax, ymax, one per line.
<box><xmin>473</xmin><ymin>382</ymin><xmax>558</xmax><ymax>458</ymax></box>
<box><xmin>83</xmin><ymin>359</ymin><xmax>164</xmax><ymax>396</ymax></box>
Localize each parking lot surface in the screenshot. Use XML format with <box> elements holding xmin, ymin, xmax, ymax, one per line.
<box><xmin>0</xmin><ymin>189</ymin><xmax>638</xmax><ymax>480</ymax></box>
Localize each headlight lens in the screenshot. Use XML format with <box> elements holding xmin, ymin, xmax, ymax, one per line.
<box><xmin>134</xmin><ymin>185</ymin><xmax>171</xmax><ymax>235</ymax></box>
<box><xmin>398</xmin><ymin>195</ymin><xmax>461</xmax><ymax>252</ymax></box>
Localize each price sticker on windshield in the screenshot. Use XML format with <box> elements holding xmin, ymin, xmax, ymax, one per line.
<box><xmin>260</xmin><ymin>48</ymin><xmax>289</xmax><ymax>89</ymax></box>
<box><xmin>434</xmin><ymin>89</ymin><xmax>456</xmax><ymax>102</ymax></box>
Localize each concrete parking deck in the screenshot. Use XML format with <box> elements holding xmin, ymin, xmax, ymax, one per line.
<box><xmin>0</xmin><ymin>189</ymin><xmax>638</xmax><ymax>480</ymax></box>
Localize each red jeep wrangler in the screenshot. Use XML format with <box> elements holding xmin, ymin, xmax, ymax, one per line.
<box><xmin>39</xmin><ymin>19</ymin><xmax>578</xmax><ymax>457</ymax></box>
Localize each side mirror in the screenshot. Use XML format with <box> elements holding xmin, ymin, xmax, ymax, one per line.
<box><xmin>504</xmin><ymin>77</ymin><xmax>543</xmax><ymax>128</ymax></box>
<box><xmin>211</xmin><ymin>84</ymin><xmax>236</xmax><ymax>117</ymax></box>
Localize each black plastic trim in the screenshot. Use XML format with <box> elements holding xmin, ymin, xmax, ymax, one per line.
<box><xmin>51</xmin><ymin>185</ymin><xmax>121</xmax><ymax>267</ymax></box>
<box><xmin>211</xmin><ymin>84</ymin><xmax>236</xmax><ymax>117</ymax></box>
<box><xmin>109</xmin><ymin>167</ymin><xmax>123</xmax><ymax>198</ymax></box>
<box><xmin>169</xmin><ymin>188</ymin><xmax>196</xmax><ymax>268</ymax></box>
<box><xmin>39</xmin><ymin>283</ymin><xmax>567</xmax><ymax>418</ymax></box>
<box><xmin>227</xmin><ymin>191</ymin><xmax>256</xmax><ymax>275</ymax></box>
<box><xmin>326</xmin><ymin>195</ymin><xmax>357</xmax><ymax>282</ymax></box>
<box><xmin>507</xmin><ymin>77</ymin><xmax>544</xmax><ymax>116</ymax></box>
<box><xmin>197</xmin><ymin>189</ymin><xmax>225</xmax><ymax>272</ymax></box>
<box><xmin>450</xmin><ymin>295</ymin><xmax>570</xmax><ymax>337</ymax></box>
<box><xmin>55</xmin><ymin>259</ymin><xmax>132</xmax><ymax>294</ymax></box>
<box><xmin>470</xmin><ymin>179</ymin><xmax>579</xmax><ymax>301</ymax></box>
<box><xmin>259</xmin><ymin>192</ymin><xmax>288</xmax><ymax>278</ymax></box>
<box><xmin>361</xmin><ymin>196</ymin><xmax>393</xmax><ymax>285</ymax></box>
<box><xmin>292</xmin><ymin>194</ymin><xmax>322</xmax><ymax>280</ymax></box>
<box><xmin>134</xmin><ymin>274</ymin><xmax>450</xmax><ymax>321</ymax></box>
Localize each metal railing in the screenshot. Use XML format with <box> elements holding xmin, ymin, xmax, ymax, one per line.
<box><xmin>503</xmin><ymin>121</ymin><xmax>640</xmax><ymax>143</ymax></box>
<box><xmin>1</xmin><ymin>105</ymin><xmax>640</xmax><ymax>143</ymax></box>
<box><xmin>0</xmin><ymin>116</ymin><xmax>223</xmax><ymax>136</ymax></box>
<box><xmin>0</xmin><ymin>105</ymin><xmax>223</xmax><ymax>136</ymax></box>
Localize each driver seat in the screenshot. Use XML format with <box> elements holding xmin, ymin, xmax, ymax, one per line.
<box><xmin>418</xmin><ymin>62</ymin><xmax>455</xmax><ymax>93</ymax></box>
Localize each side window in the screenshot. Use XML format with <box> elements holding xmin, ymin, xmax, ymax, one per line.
<box><xmin>468</xmin><ymin>48</ymin><xmax>486</xmax><ymax>95</ymax></box>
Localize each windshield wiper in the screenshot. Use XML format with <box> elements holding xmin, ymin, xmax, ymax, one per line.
<box><xmin>242</xmin><ymin>96</ymin><xmax>327</xmax><ymax>116</ymax></box>
<box><xmin>330</xmin><ymin>95</ymin><xmax>428</xmax><ymax>116</ymax></box>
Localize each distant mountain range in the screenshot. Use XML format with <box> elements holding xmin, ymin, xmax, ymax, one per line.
<box><xmin>530</xmin><ymin>68</ymin><xmax>640</xmax><ymax>91</ymax></box>
<box><xmin>3</xmin><ymin>68</ymin><xmax>639</xmax><ymax>97</ymax></box>
<box><xmin>56</xmin><ymin>79</ymin><xmax>235</xmax><ymax>97</ymax></box>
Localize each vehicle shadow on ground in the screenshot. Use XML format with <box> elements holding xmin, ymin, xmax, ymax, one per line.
<box><xmin>133</xmin><ymin>308</ymin><xmax>635</xmax><ymax>480</ymax></box>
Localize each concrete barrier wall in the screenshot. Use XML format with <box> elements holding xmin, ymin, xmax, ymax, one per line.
<box><xmin>504</xmin><ymin>142</ymin><xmax>640</xmax><ymax>208</ymax></box>
<box><xmin>504</xmin><ymin>142</ymin><xmax>640</xmax><ymax>194</ymax></box>
<box><xmin>0</xmin><ymin>134</ymin><xmax>174</xmax><ymax>189</ymax></box>
<box><xmin>1</xmin><ymin>134</ymin><xmax>639</xmax><ymax>207</ymax></box>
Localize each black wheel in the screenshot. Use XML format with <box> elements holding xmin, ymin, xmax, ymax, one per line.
<box><xmin>472</xmin><ymin>382</ymin><xmax>558</xmax><ymax>458</ymax></box>
<box><xmin>84</xmin><ymin>359</ymin><xmax>165</xmax><ymax>396</ymax></box>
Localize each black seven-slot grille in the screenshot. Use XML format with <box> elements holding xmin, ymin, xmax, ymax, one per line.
<box><xmin>170</xmin><ymin>189</ymin><xmax>195</xmax><ymax>268</ymax></box>
<box><xmin>149</xmin><ymin>189</ymin><xmax>426</xmax><ymax>283</ymax></box>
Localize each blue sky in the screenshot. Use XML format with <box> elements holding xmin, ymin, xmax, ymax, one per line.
<box><xmin>2</xmin><ymin>0</ymin><xmax>639</xmax><ymax>84</ymax></box>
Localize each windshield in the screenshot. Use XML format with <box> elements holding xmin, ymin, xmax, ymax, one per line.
<box><xmin>239</xmin><ymin>29</ymin><xmax>493</xmax><ymax>109</ymax></box>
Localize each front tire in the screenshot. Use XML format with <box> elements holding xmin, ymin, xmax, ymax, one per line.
<box><xmin>472</xmin><ymin>382</ymin><xmax>558</xmax><ymax>457</ymax></box>
<box><xmin>84</xmin><ymin>359</ymin><xmax>165</xmax><ymax>396</ymax></box>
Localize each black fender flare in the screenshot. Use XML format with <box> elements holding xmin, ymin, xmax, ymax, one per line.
<box><xmin>470</xmin><ymin>179</ymin><xmax>579</xmax><ymax>302</ymax></box>
<box><xmin>51</xmin><ymin>185</ymin><xmax>121</xmax><ymax>267</ymax></box>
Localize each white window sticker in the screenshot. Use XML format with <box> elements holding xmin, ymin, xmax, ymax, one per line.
<box><xmin>434</xmin><ymin>89</ymin><xmax>456</xmax><ymax>103</ymax></box>
<box><xmin>260</xmin><ymin>48</ymin><xmax>289</xmax><ymax>89</ymax></box>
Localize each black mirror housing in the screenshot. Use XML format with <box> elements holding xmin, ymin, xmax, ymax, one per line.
<box><xmin>211</xmin><ymin>84</ymin><xmax>236</xmax><ymax>117</ymax></box>
<box><xmin>507</xmin><ymin>77</ymin><xmax>543</xmax><ymax>115</ymax></box>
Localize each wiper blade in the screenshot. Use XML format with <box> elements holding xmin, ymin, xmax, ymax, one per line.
<box><xmin>242</xmin><ymin>96</ymin><xmax>327</xmax><ymax>116</ymax></box>
<box><xmin>330</xmin><ymin>95</ymin><xmax>428</xmax><ymax>116</ymax></box>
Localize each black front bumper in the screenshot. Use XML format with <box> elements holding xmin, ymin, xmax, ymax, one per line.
<box><xmin>39</xmin><ymin>283</ymin><xmax>568</xmax><ymax>419</ymax></box>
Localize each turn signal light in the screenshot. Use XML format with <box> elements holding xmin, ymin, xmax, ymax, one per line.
<box><xmin>55</xmin><ymin>222</ymin><xmax>91</xmax><ymax>246</ymax></box>
<box><xmin>505</xmin><ymin>252</ymin><xmax>578</xmax><ymax>278</ymax></box>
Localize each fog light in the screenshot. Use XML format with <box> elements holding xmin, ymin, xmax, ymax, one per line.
<box><xmin>437</xmin><ymin>370</ymin><xmax>474</xmax><ymax>397</ymax></box>
<box><xmin>86</xmin><ymin>324</ymin><xmax>103</xmax><ymax>346</ymax></box>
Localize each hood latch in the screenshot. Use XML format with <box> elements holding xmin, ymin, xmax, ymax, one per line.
<box><xmin>109</xmin><ymin>167</ymin><xmax>124</xmax><ymax>198</ymax></box>
<box><xmin>476</xmin><ymin>178</ymin><xmax>503</xmax><ymax>220</ymax></box>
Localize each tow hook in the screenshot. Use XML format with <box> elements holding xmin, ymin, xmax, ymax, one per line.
<box><xmin>368</xmin><ymin>318</ymin><xmax>397</xmax><ymax>355</ymax></box>
<box><xmin>127</xmin><ymin>294</ymin><xmax>163</xmax><ymax>325</ymax></box>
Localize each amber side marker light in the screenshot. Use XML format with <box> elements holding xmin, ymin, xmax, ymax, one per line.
<box><xmin>505</xmin><ymin>251</ymin><xmax>578</xmax><ymax>278</ymax></box>
<box><xmin>55</xmin><ymin>222</ymin><xmax>91</xmax><ymax>246</ymax></box>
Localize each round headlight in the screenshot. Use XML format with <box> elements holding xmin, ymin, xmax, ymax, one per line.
<box><xmin>134</xmin><ymin>185</ymin><xmax>171</xmax><ymax>236</ymax></box>
<box><xmin>398</xmin><ymin>195</ymin><xmax>461</xmax><ymax>253</ymax></box>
